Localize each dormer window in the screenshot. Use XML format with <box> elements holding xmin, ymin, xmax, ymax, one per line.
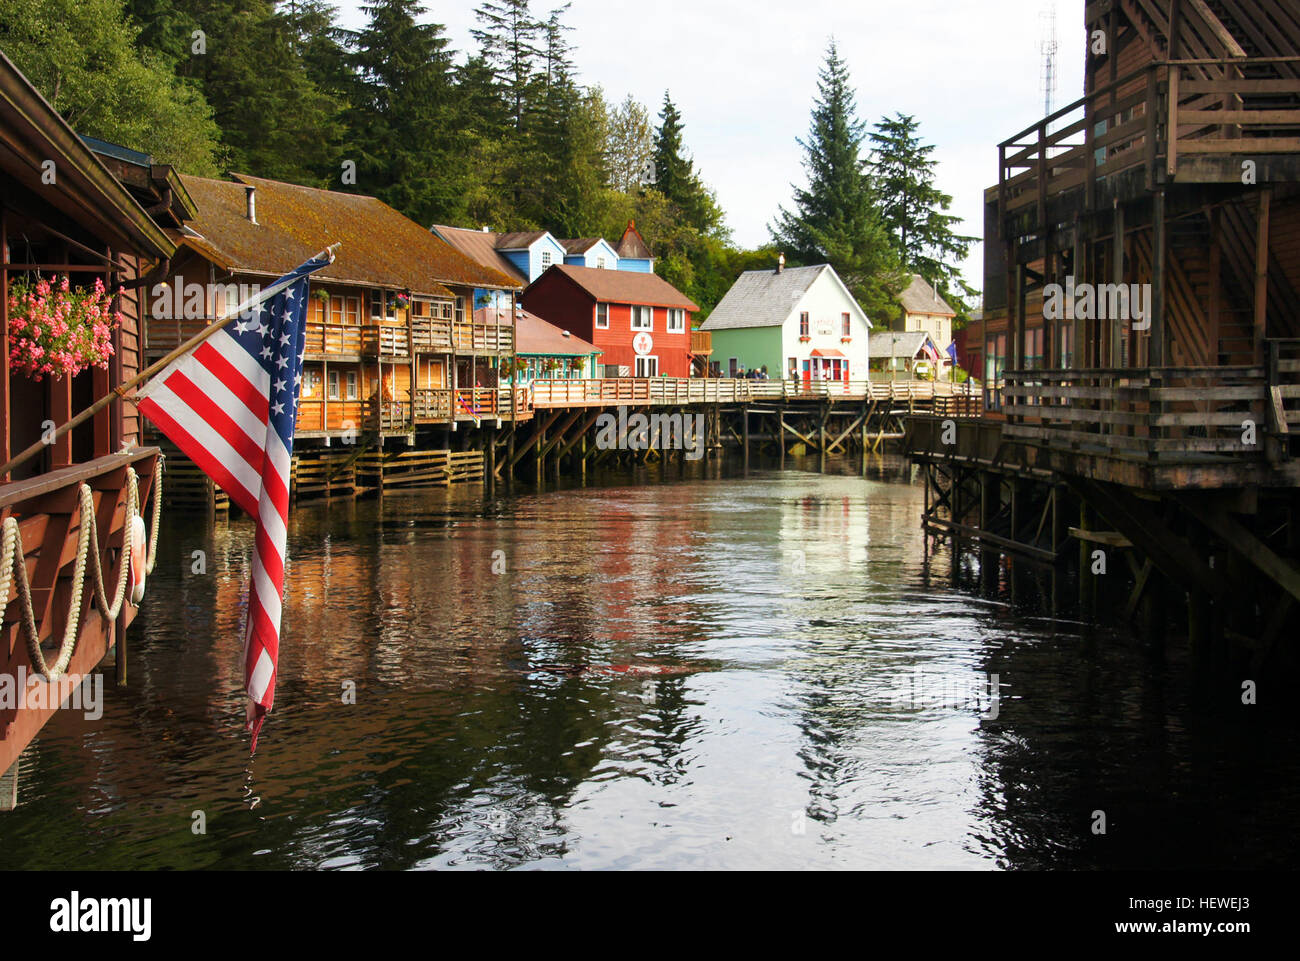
<box><xmin>541</xmin><ymin>251</ymin><xmax>553</xmax><ymax>268</ymax></box>
<box><xmin>597</xmin><ymin>256</ymin><xmax>606</xmax><ymax>269</ymax></box>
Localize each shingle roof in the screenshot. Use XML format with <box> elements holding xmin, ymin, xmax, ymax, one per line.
<box><xmin>699</xmin><ymin>264</ymin><xmax>828</xmax><ymax>331</ymax></box>
<box><xmin>616</xmin><ymin>221</ymin><xmax>652</xmax><ymax>259</ymax></box>
<box><xmin>432</xmin><ymin>225</ymin><xmax>528</xmax><ymax>285</ymax></box>
<box><xmin>897</xmin><ymin>274</ymin><xmax>955</xmax><ymax>317</ymax></box>
<box><xmin>529</xmin><ymin>264</ymin><xmax>698</xmax><ymax>310</ymax></box>
<box><xmin>475</xmin><ymin>307</ymin><xmax>601</xmax><ymax>357</ymax></box>
<box><xmin>869</xmin><ymin>330</ymin><xmax>934</xmax><ymax>359</ymax></box>
<box><xmin>176</xmin><ymin>175</ymin><xmax>521</xmax><ymax>294</ymax></box>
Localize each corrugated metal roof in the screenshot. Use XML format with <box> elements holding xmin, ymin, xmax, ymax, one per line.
<box><xmin>176</xmin><ymin>174</ymin><xmax>521</xmax><ymax>295</ymax></box>
<box><xmin>699</xmin><ymin>264</ymin><xmax>827</xmax><ymax>331</ymax></box>
<box><xmin>897</xmin><ymin>274</ymin><xmax>955</xmax><ymax>317</ymax></box>
<box><xmin>432</xmin><ymin>225</ymin><xmax>528</xmax><ymax>285</ymax></box>
<box><xmin>528</xmin><ymin>264</ymin><xmax>699</xmax><ymax>310</ymax></box>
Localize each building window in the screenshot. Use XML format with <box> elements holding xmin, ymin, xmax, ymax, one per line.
<box><xmin>369</xmin><ymin>291</ymin><xmax>383</xmax><ymax>320</ymax></box>
<box><xmin>327</xmin><ymin>370</ymin><xmax>340</xmax><ymax>400</ymax></box>
<box><xmin>541</xmin><ymin>251</ymin><xmax>553</xmax><ymax>268</ymax></box>
<box><xmin>842</xmin><ymin>312</ymin><xmax>851</xmax><ymax>337</ymax></box>
<box><xmin>666</xmin><ymin>308</ymin><xmax>685</xmax><ymax>332</ymax></box>
<box><xmin>329</xmin><ymin>296</ymin><xmax>344</xmax><ymax>325</ymax></box>
<box><xmin>631</xmin><ymin>305</ymin><xmax>653</xmax><ymax>330</ymax></box>
<box><xmin>596</xmin><ymin>303</ymin><xmax>609</xmax><ymax>329</ymax></box>
<box><xmin>799</xmin><ymin>312</ymin><xmax>810</xmax><ymax>338</ymax></box>
<box><xmin>454</xmin><ymin>298</ymin><xmax>464</xmax><ymax>324</ymax></box>
<box><xmin>597</xmin><ymin>256</ymin><xmax>606</xmax><ymax>269</ymax></box>
<box><xmin>345</xmin><ymin>298</ymin><xmax>361</xmax><ymax>325</ymax></box>
<box><xmin>635</xmin><ymin>355</ymin><xmax>659</xmax><ymax>377</ymax></box>
<box><xmin>346</xmin><ymin>371</ymin><xmax>358</xmax><ymax>400</ymax></box>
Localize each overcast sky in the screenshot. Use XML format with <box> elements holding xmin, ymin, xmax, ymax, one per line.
<box><xmin>333</xmin><ymin>0</ymin><xmax>1085</xmax><ymax>294</ymax></box>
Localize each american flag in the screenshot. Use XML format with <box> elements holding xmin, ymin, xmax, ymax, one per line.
<box><xmin>136</xmin><ymin>254</ymin><xmax>332</xmax><ymax>751</ymax></box>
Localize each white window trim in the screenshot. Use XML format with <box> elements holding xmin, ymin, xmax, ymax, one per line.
<box><xmin>631</xmin><ymin>305</ymin><xmax>653</xmax><ymax>331</ymax></box>
<box><xmin>635</xmin><ymin>354</ymin><xmax>659</xmax><ymax>377</ymax></box>
<box><xmin>667</xmin><ymin>308</ymin><xmax>685</xmax><ymax>333</ymax></box>
<box><xmin>595</xmin><ymin>303</ymin><xmax>609</xmax><ymax>329</ymax></box>
<box><xmin>541</xmin><ymin>251</ymin><xmax>553</xmax><ymax>268</ymax></box>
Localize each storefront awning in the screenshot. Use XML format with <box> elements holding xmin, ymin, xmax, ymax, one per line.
<box><xmin>810</xmin><ymin>348</ymin><xmax>846</xmax><ymax>358</ymax></box>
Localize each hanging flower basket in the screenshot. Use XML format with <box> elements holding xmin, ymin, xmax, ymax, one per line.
<box><xmin>7</xmin><ymin>275</ymin><xmax>121</xmax><ymax>381</ymax></box>
<box><xmin>392</xmin><ymin>293</ymin><xmax>410</xmax><ymax>311</ymax></box>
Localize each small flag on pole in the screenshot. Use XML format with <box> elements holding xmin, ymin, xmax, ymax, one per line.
<box><xmin>946</xmin><ymin>341</ymin><xmax>959</xmax><ymax>365</ymax></box>
<box><xmin>135</xmin><ymin>253</ymin><xmax>332</xmax><ymax>751</ymax></box>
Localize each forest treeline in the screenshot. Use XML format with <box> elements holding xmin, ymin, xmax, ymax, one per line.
<box><xmin>0</xmin><ymin>0</ymin><xmax>977</xmax><ymax>324</ymax></box>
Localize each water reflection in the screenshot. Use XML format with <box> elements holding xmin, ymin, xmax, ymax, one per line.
<box><xmin>1</xmin><ymin>455</ymin><xmax>1295</xmax><ymax>869</ymax></box>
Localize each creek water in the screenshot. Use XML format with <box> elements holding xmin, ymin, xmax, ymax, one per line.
<box><xmin>2</xmin><ymin>455</ymin><xmax>1295</xmax><ymax>869</ymax></box>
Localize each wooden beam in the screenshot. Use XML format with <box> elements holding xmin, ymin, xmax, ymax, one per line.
<box><xmin>1255</xmin><ymin>188</ymin><xmax>1271</xmax><ymax>363</ymax></box>
<box><xmin>1180</xmin><ymin>499</ymin><xmax>1300</xmax><ymax>606</ymax></box>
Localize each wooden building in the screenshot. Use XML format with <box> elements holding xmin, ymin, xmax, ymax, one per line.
<box><xmin>701</xmin><ymin>262</ymin><xmax>871</xmax><ymax>386</ymax></box>
<box><xmin>145</xmin><ymin>175</ymin><xmax>524</xmax><ymax>441</ymax></box>
<box><xmin>1</xmin><ymin>52</ymin><xmax>167</xmax><ymax>781</ymax></box>
<box><xmin>521</xmin><ymin>265</ymin><xmax>700</xmax><ymax>378</ymax></box>
<box><xmin>907</xmin><ymin>0</ymin><xmax>1300</xmax><ymax>674</ymax></box>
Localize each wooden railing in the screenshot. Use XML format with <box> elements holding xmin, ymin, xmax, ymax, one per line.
<box><xmin>1001</xmin><ymin>365</ymin><xmax>1286</xmax><ymax>460</ymax></box>
<box><xmin>999</xmin><ymin>58</ymin><xmax>1300</xmax><ymax>226</ymax></box>
<box><xmin>1</xmin><ymin>449</ymin><xmax>161</xmax><ymax>774</ymax></box>
<box><xmin>303</xmin><ymin>322</ymin><xmax>362</xmax><ymax>356</ymax></box>
<box><xmin>529</xmin><ymin>377</ymin><xmax>982</xmax><ymax>408</ymax></box>
<box><xmin>410</xmin><ymin>318</ymin><xmax>514</xmax><ymax>354</ymax></box>
<box><xmin>361</xmin><ymin>324</ymin><xmax>408</xmax><ymax>357</ymax></box>
<box><xmin>412</xmin><ymin>387</ymin><xmax>531</xmax><ymax>421</ymax></box>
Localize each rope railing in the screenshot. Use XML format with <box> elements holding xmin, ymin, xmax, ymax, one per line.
<box><xmin>0</xmin><ymin>457</ymin><xmax>163</xmax><ymax>679</ymax></box>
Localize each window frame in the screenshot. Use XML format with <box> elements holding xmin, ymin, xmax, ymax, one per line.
<box><xmin>595</xmin><ymin>303</ymin><xmax>609</xmax><ymax>329</ymax></box>
<box><xmin>631</xmin><ymin>305</ymin><xmax>653</xmax><ymax>331</ymax></box>
<box><xmin>666</xmin><ymin>308</ymin><xmax>685</xmax><ymax>333</ymax></box>
<box><xmin>635</xmin><ymin>354</ymin><xmax>659</xmax><ymax>377</ymax></box>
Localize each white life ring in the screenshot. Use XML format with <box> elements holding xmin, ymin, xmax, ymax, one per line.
<box><xmin>129</xmin><ymin>514</ymin><xmax>147</xmax><ymax>605</ymax></box>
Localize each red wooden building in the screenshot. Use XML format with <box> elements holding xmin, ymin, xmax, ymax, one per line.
<box><xmin>521</xmin><ymin>265</ymin><xmax>699</xmax><ymax>378</ymax></box>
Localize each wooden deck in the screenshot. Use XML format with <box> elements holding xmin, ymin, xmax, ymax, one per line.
<box><xmin>0</xmin><ymin>449</ymin><xmax>161</xmax><ymax>775</ymax></box>
<box><xmin>529</xmin><ymin>377</ymin><xmax>981</xmax><ymax>409</ymax></box>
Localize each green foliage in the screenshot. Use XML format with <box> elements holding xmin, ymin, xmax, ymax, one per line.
<box><xmin>0</xmin><ymin>5</ymin><xmax>974</xmax><ymax>334</ymax></box>
<box><xmin>770</xmin><ymin>40</ymin><xmax>904</xmax><ymax>321</ymax></box>
<box><xmin>0</xmin><ymin>0</ymin><xmax>221</xmax><ymax>174</ymax></box>
<box><xmin>868</xmin><ymin>112</ymin><xmax>979</xmax><ymax>323</ymax></box>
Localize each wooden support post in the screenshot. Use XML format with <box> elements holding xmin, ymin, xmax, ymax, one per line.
<box><xmin>1152</xmin><ymin>188</ymin><xmax>1167</xmax><ymax>367</ymax></box>
<box><xmin>486</xmin><ymin>428</ymin><xmax>497</xmax><ymax>495</ymax></box>
<box><xmin>742</xmin><ymin>407</ymin><xmax>750</xmax><ymax>470</ymax></box>
<box><xmin>1208</xmin><ymin>206</ymin><xmax>1221</xmax><ymax>366</ymax></box>
<box><xmin>1255</xmin><ymin>188</ymin><xmax>1272</xmax><ymax>364</ymax></box>
<box><xmin>779</xmin><ymin>408</ymin><xmax>786</xmax><ymax>467</ymax></box>
<box><xmin>1112</xmin><ymin>200</ymin><xmax>1125</xmax><ymax>368</ymax></box>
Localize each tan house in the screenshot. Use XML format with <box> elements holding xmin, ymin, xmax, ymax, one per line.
<box><xmin>896</xmin><ymin>275</ymin><xmax>956</xmax><ymax>363</ymax></box>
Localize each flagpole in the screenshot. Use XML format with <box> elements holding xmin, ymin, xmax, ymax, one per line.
<box><xmin>0</xmin><ymin>243</ymin><xmax>340</xmax><ymax>479</ymax></box>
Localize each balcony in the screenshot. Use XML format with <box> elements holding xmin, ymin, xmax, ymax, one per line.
<box><xmin>410</xmin><ymin>318</ymin><xmax>515</xmax><ymax>354</ymax></box>
<box><xmin>998</xmin><ymin>57</ymin><xmax>1300</xmax><ymax>237</ymax></box>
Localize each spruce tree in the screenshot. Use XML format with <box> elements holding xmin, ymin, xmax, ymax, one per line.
<box><xmin>351</xmin><ymin>0</ymin><xmax>467</xmax><ymax>223</ymax></box>
<box><xmin>471</xmin><ymin>0</ymin><xmax>542</xmax><ymax>132</ymax></box>
<box><xmin>869</xmin><ymin>112</ymin><xmax>977</xmax><ymax>318</ymax></box>
<box><xmin>770</xmin><ymin>40</ymin><xmax>901</xmax><ymax>318</ymax></box>
<box><xmin>651</xmin><ymin>92</ymin><xmax>721</xmax><ymax>235</ymax></box>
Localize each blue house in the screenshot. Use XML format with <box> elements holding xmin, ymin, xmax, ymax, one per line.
<box><xmin>431</xmin><ymin>221</ymin><xmax>657</xmax><ymax>306</ymax></box>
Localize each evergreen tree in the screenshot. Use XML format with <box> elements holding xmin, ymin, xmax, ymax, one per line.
<box><xmin>351</xmin><ymin>0</ymin><xmax>467</xmax><ymax>223</ymax></box>
<box><xmin>651</xmin><ymin>92</ymin><xmax>721</xmax><ymax>235</ymax></box>
<box><xmin>868</xmin><ymin>112</ymin><xmax>977</xmax><ymax>320</ymax></box>
<box><xmin>770</xmin><ymin>39</ymin><xmax>901</xmax><ymax>319</ymax></box>
<box><xmin>471</xmin><ymin>0</ymin><xmax>542</xmax><ymax>131</ymax></box>
<box><xmin>1</xmin><ymin>0</ymin><xmax>221</xmax><ymax>174</ymax></box>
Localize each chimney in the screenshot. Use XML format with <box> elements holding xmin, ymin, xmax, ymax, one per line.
<box><xmin>482</xmin><ymin>225</ymin><xmax>490</xmax><ymax>232</ymax></box>
<box><xmin>244</xmin><ymin>185</ymin><xmax>257</xmax><ymax>225</ymax></box>
<box><xmin>776</xmin><ymin>253</ymin><xmax>785</xmax><ymax>275</ymax></box>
